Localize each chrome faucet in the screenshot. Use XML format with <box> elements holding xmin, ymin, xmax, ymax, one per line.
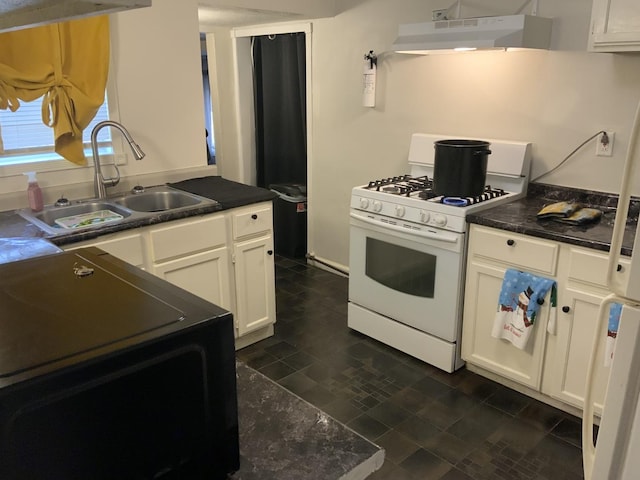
<box><xmin>91</xmin><ymin>120</ymin><xmax>145</xmax><ymax>199</ymax></box>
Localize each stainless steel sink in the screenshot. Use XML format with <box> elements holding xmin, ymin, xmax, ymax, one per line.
<box><xmin>113</xmin><ymin>188</ymin><xmax>204</xmax><ymax>212</ymax></box>
<box><xmin>18</xmin><ymin>185</ymin><xmax>220</xmax><ymax>237</ymax></box>
<box><xmin>19</xmin><ymin>202</ymin><xmax>133</xmax><ymax>236</ymax></box>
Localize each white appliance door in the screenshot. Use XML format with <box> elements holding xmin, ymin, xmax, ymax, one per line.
<box><xmin>348</xmin><ymin>214</ymin><xmax>464</xmax><ymax>342</ymax></box>
<box><xmin>591</xmin><ymin>304</ymin><xmax>640</xmax><ymax>479</ymax></box>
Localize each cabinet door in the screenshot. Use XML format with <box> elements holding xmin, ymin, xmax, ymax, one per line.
<box><xmin>64</xmin><ymin>232</ymin><xmax>145</xmax><ymax>268</ymax></box>
<box><xmin>233</xmin><ymin>235</ymin><xmax>275</xmax><ymax>336</ymax></box>
<box><xmin>462</xmin><ymin>261</ymin><xmax>549</xmax><ymax>390</ymax></box>
<box><xmin>590</xmin><ymin>0</ymin><xmax>640</xmax><ymax>52</ymax></box>
<box><xmin>542</xmin><ymin>287</ymin><xmax>610</xmax><ymax>414</ymax></box>
<box><xmin>152</xmin><ymin>248</ymin><xmax>232</xmax><ymax>311</ymax></box>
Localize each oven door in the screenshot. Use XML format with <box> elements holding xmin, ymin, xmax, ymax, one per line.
<box><xmin>348</xmin><ymin>211</ymin><xmax>465</xmax><ymax>342</ymax></box>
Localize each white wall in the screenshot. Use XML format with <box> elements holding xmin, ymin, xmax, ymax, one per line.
<box><xmin>304</xmin><ymin>0</ymin><xmax>640</xmax><ymax>269</ymax></box>
<box><xmin>0</xmin><ymin>0</ymin><xmax>214</xmax><ymax>209</ymax></box>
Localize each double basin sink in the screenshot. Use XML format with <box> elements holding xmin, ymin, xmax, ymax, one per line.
<box><xmin>19</xmin><ymin>186</ymin><xmax>220</xmax><ymax>237</ymax></box>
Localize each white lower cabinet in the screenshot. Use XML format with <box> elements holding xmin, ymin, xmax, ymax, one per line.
<box><xmin>62</xmin><ymin>202</ymin><xmax>276</xmax><ymax>348</ymax></box>
<box><xmin>147</xmin><ymin>214</ymin><xmax>232</xmax><ymax>311</ymax></box>
<box><xmin>230</xmin><ymin>204</ymin><xmax>276</xmax><ymax>339</ymax></box>
<box><xmin>462</xmin><ymin>260</ymin><xmax>550</xmax><ymax>390</ymax></box>
<box><xmin>233</xmin><ymin>236</ymin><xmax>276</xmax><ymax>336</ymax></box>
<box><xmin>541</xmin><ymin>286</ymin><xmax>610</xmax><ymax>413</ymax></box>
<box><xmin>462</xmin><ymin>224</ymin><xmax>629</xmax><ymax>415</ymax></box>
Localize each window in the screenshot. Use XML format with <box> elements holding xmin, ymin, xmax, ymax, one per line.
<box><xmin>0</xmin><ymin>94</ymin><xmax>112</xmax><ymax>169</ymax></box>
<box><xmin>201</xmin><ymin>32</ymin><xmax>215</xmax><ymax>165</ymax></box>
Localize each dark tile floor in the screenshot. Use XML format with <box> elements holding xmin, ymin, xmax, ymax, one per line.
<box><xmin>236</xmin><ymin>255</ymin><xmax>587</xmax><ymax>480</ymax></box>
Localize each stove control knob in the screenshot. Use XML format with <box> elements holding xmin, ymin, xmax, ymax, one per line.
<box><xmin>420</xmin><ymin>210</ymin><xmax>430</xmax><ymax>223</ymax></box>
<box><xmin>372</xmin><ymin>200</ymin><xmax>383</xmax><ymax>212</ymax></box>
<box><xmin>432</xmin><ymin>214</ymin><xmax>447</xmax><ymax>227</ymax></box>
<box><xmin>395</xmin><ymin>206</ymin><xmax>405</xmax><ymax>217</ymax></box>
<box><xmin>360</xmin><ymin>198</ymin><xmax>370</xmax><ymax>209</ymax></box>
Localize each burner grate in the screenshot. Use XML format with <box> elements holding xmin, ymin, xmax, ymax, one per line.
<box><xmin>366</xmin><ymin>175</ymin><xmax>433</xmax><ymax>196</ymax></box>
<box><xmin>438</xmin><ymin>185</ymin><xmax>508</xmax><ymax>206</ymax></box>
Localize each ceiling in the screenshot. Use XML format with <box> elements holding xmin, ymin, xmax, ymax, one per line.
<box><xmin>197</xmin><ymin>4</ymin><xmax>300</xmax><ymax>27</ymax></box>
<box><xmin>196</xmin><ymin>0</ymin><xmax>342</xmax><ymax>27</ymax></box>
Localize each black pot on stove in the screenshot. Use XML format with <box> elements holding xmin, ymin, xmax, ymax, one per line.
<box><xmin>433</xmin><ymin>139</ymin><xmax>492</xmax><ymax>198</ymax></box>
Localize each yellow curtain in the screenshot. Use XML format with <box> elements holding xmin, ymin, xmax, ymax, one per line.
<box><xmin>0</xmin><ymin>16</ymin><xmax>110</xmax><ymax>166</ymax></box>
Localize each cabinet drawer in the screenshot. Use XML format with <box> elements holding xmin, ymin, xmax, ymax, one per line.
<box><xmin>65</xmin><ymin>232</ymin><xmax>145</xmax><ymax>268</ymax></box>
<box><xmin>150</xmin><ymin>215</ymin><xmax>226</xmax><ymax>262</ymax></box>
<box><xmin>232</xmin><ymin>205</ymin><xmax>272</xmax><ymax>240</ymax></box>
<box><xmin>567</xmin><ymin>247</ymin><xmax>630</xmax><ymax>288</ymax></box>
<box><xmin>471</xmin><ymin>226</ymin><xmax>558</xmax><ymax>275</ymax></box>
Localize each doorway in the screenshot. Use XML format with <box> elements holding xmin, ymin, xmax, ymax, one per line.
<box><xmin>231</xmin><ymin>23</ymin><xmax>312</xmax><ymax>258</ymax></box>
<box><xmin>252</xmin><ymin>32</ymin><xmax>306</xmax><ymax>189</ymax></box>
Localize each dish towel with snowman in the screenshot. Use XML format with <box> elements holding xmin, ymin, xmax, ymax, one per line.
<box><xmin>605</xmin><ymin>302</ymin><xmax>623</xmax><ymax>367</ymax></box>
<box><xmin>491</xmin><ymin>269</ymin><xmax>557</xmax><ymax>349</ymax></box>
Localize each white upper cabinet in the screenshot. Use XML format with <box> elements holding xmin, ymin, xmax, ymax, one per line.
<box><xmin>0</xmin><ymin>0</ymin><xmax>151</xmax><ymax>33</ymax></box>
<box><xmin>589</xmin><ymin>0</ymin><xmax>640</xmax><ymax>52</ymax></box>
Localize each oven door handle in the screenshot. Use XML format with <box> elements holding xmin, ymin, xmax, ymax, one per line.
<box><xmin>350</xmin><ymin>213</ymin><xmax>459</xmax><ymax>243</ymax></box>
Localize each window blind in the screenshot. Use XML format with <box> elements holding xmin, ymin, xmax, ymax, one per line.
<box><xmin>0</xmin><ymin>95</ymin><xmax>111</xmax><ymax>156</ymax></box>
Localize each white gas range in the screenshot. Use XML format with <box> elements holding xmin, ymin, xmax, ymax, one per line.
<box><xmin>348</xmin><ymin>133</ymin><xmax>532</xmax><ymax>373</ymax></box>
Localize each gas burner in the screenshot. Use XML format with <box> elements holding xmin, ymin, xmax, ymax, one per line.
<box><xmin>381</xmin><ymin>185</ymin><xmax>400</xmax><ymax>194</ymax></box>
<box><xmin>366</xmin><ymin>175</ymin><xmax>412</xmax><ymax>190</ymax></box>
<box><xmin>442</xmin><ymin>197</ymin><xmax>469</xmax><ymax>207</ymax></box>
<box><xmin>433</xmin><ymin>186</ymin><xmax>509</xmax><ymax>206</ymax></box>
<box><xmin>366</xmin><ymin>175</ymin><xmax>434</xmax><ymax>196</ymax></box>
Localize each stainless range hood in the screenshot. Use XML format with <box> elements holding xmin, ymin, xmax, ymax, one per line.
<box><xmin>392</xmin><ymin>14</ymin><xmax>552</xmax><ymax>54</ymax></box>
<box><xmin>0</xmin><ymin>0</ymin><xmax>152</xmax><ymax>33</ymax></box>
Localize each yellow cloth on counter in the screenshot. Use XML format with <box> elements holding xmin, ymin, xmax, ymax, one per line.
<box><xmin>0</xmin><ymin>16</ymin><xmax>110</xmax><ymax>165</ymax></box>
<box><xmin>536</xmin><ymin>201</ymin><xmax>582</xmax><ymax>219</ymax></box>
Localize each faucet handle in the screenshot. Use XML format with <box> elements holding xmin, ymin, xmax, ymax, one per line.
<box><xmin>101</xmin><ymin>163</ymin><xmax>121</xmax><ymax>188</ymax></box>
<box><xmin>54</xmin><ymin>195</ymin><xmax>70</xmax><ymax>207</ymax></box>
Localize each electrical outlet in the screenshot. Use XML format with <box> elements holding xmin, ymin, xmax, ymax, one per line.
<box><xmin>432</xmin><ymin>9</ymin><xmax>448</xmax><ymax>21</ymax></box>
<box><xmin>596</xmin><ymin>131</ymin><xmax>615</xmax><ymax>157</ymax></box>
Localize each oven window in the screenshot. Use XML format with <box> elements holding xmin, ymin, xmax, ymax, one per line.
<box><xmin>365</xmin><ymin>237</ymin><xmax>436</xmax><ymax>297</ymax></box>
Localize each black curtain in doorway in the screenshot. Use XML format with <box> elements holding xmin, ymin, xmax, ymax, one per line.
<box><xmin>252</xmin><ymin>33</ymin><xmax>307</xmax><ymax>189</ymax></box>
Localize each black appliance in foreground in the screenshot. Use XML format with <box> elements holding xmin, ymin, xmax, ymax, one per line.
<box><xmin>0</xmin><ymin>248</ymin><xmax>239</xmax><ymax>480</ymax></box>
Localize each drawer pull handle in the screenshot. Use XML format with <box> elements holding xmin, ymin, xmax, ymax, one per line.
<box><xmin>507</xmin><ymin>239</ymin><xmax>515</xmax><ymax>246</ymax></box>
<box><xmin>267</xmin><ymin>250</ymin><xmax>273</xmax><ymax>256</ymax></box>
<box><xmin>562</xmin><ymin>306</ymin><xmax>570</xmax><ymax>313</ymax></box>
<box><xmin>617</xmin><ymin>264</ymin><xmax>623</xmax><ymax>272</ymax></box>
<box><xmin>251</xmin><ymin>214</ymin><xmax>258</xmax><ymax>220</ymax></box>
<box><xmin>537</xmin><ymin>298</ymin><xmax>544</xmax><ymax>306</ymax></box>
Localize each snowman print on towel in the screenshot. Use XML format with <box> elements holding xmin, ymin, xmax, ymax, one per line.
<box><xmin>500</xmin><ymin>285</ymin><xmax>535</xmax><ymax>332</ymax></box>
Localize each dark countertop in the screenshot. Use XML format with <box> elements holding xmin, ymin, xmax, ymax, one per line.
<box><xmin>169</xmin><ymin>176</ymin><xmax>278</xmax><ymax>209</ymax></box>
<box><xmin>0</xmin><ymin>176</ymin><xmax>277</xmax><ymax>249</ymax></box>
<box><xmin>233</xmin><ymin>362</ymin><xmax>384</xmax><ymax>480</ymax></box>
<box><xmin>467</xmin><ymin>183</ymin><xmax>639</xmax><ymax>256</ymax></box>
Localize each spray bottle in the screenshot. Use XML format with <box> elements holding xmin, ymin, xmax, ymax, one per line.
<box><xmin>24</xmin><ymin>172</ymin><xmax>44</xmax><ymax>212</ymax></box>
